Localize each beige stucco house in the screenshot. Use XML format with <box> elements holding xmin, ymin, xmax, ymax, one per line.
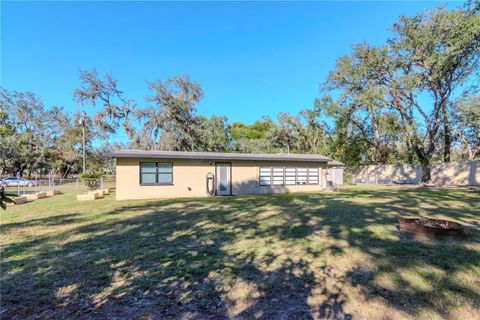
<box><xmin>108</xmin><ymin>150</ymin><xmax>344</xmax><ymax>200</ymax></box>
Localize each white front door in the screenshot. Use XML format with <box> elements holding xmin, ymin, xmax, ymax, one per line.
<box><xmin>216</xmin><ymin>162</ymin><xmax>231</xmax><ymax>196</ymax></box>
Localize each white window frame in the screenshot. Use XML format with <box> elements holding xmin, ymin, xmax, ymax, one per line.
<box><xmin>259</xmin><ymin>166</ymin><xmax>320</xmax><ymax>186</ymax></box>
<box><xmin>272</xmin><ymin>167</ymin><xmax>285</xmax><ymax>185</ymax></box>
<box><xmin>259</xmin><ymin>167</ymin><xmax>272</xmax><ymax>186</ymax></box>
<box><xmin>285</xmin><ymin>167</ymin><xmax>296</xmax><ymax>185</ymax></box>
<box><xmin>296</xmin><ymin>168</ymin><xmax>308</xmax><ymax>185</ymax></box>
<box><xmin>308</xmin><ymin>168</ymin><xmax>319</xmax><ymax>185</ymax></box>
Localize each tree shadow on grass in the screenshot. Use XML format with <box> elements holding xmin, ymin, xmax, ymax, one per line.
<box><xmin>1</xmin><ymin>187</ymin><xmax>479</xmax><ymax>319</ymax></box>
<box><xmin>257</xmin><ymin>188</ymin><xmax>480</xmax><ymax>318</ymax></box>
<box><xmin>300</xmin><ymin>188</ymin><xmax>480</xmax><ymax>318</ymax></box>
<box><xmin>0</xmin><ymin>213</ymin><xmax>85</xmax><ymax>233</ymax></box>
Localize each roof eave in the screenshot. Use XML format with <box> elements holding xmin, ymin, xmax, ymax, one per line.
<box><xmin>327</xmin><ymin>161</ymin><xmax>345</xmax><ymax>166</ymax></box>
<box><xmin>105</xmin><ymin>152</ymin><xmax>331</xmax><ymax>162</ymax></box>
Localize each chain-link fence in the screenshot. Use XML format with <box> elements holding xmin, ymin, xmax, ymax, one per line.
<box><xmin>2</xmin><ymin>176</ymin><xmax>116</xmax><ymax>196</ymax></box>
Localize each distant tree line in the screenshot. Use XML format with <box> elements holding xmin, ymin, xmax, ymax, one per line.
<box><xmin>1</xmin><ymin>2</ymin><xmax>479</xmax><ymax>182</ymax></box>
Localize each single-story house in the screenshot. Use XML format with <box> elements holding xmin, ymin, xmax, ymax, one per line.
<box><xmin>107</xmin><ymin>150</ymin><xmax>344</xmax><ymax>200</ymax></box>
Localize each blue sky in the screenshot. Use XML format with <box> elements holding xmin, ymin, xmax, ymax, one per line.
<box><xmin>1</xmin><ymin>1</ymin><xmax>460</xmax><ymax>141</ymax></box>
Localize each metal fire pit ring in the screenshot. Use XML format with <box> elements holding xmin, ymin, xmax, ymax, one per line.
<box><xmin>398</xmin><ymin>218</ymin><xmax>464</xmax><ymax>238</ymax></box>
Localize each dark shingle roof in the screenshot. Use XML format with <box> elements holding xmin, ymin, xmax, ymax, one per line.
<box><xmin>106</xmin><ymin>149</ymin><xmax>335</xmax><ymax>163</ymax></box>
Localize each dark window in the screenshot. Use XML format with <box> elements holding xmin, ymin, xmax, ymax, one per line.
<box><xmin>140</xmin><ymin>162</ymin><xmax>173</xmax><ymax>185</ymax></box>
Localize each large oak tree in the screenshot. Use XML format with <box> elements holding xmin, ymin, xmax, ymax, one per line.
<box><xmin>320</xmin><ymin>3</ymin><xmax>480</xmax><ymax>182</ymax></box>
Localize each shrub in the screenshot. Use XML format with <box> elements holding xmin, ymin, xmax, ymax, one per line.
<box><xmin>79</xmin><ymin>172</ymin><xmax>104</xmax><ymax>190</ymax></box>
<box><xmin>1</xmin><ymin>187</ymin><xmax>16</xmax><ymax>210</ymax></box>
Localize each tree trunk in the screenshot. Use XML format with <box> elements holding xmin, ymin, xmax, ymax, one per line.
<box><xmin>414</xmin><ymin>147</ymin><xmax>432</xmax><ymax>183</ymax></box>
<box><xmin>468</xmin><ymin>147</ymin><xmax>480</xmax><ymax>161</ymax></box>
<box><xmin>421</xmin><ymin>163</ymin><xmax>432</xmax><ymax>183</ymax></box>
<box><xmin>442</xmin><ymin>105</ymin><xmax>451</xmax><ymax>162</ymax></box>
<box><xmin>404</xmin><ymin>139</ymin><xmax>414</xmax><ymax>164</ymax></box>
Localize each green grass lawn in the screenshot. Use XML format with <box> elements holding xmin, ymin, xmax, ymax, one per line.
<box><xmin>1</xmin><ymin>186</ymin><xmax>479</xmax><ymax>319</ymax></box>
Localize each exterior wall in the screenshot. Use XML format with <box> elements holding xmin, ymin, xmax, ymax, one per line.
<box><xmin>115</xmin><ymin>157</ymin><xmax>328</xmax><ymax>200</ymax></box>
<box><xmin>231</xmin><ymin>160</ymin><xmax>327</xmax><ymax>195</ymax></box>
<box><xmin>327</xmin><ymin>168</ymin><xmax>344</xmax><ymax>186</ymax></box>
<box><xmin>355</xmin><ymin>164</ymin><xmax>422</xmax><ymax>184</ymax></box>
<box><xmin>354</xmin><ymin>160</ymin><xmax>479</xmax><ymax>186</ymax></box>
<box><xmin>431</xmin><ymin>161</ymin><xmax>479</xmax><ymax>186</ymax></box>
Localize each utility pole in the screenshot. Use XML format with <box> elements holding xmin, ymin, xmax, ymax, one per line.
<box><xmin>79</xmin><ymin>111</ymin><xmax>86</xmax><ymax>174</ymax></box>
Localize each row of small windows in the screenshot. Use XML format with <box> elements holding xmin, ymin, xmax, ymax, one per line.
<box><xmin>259</xmin><ymin>167</ymin><xmax>319</xmax><ymax>186</ymax></box>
